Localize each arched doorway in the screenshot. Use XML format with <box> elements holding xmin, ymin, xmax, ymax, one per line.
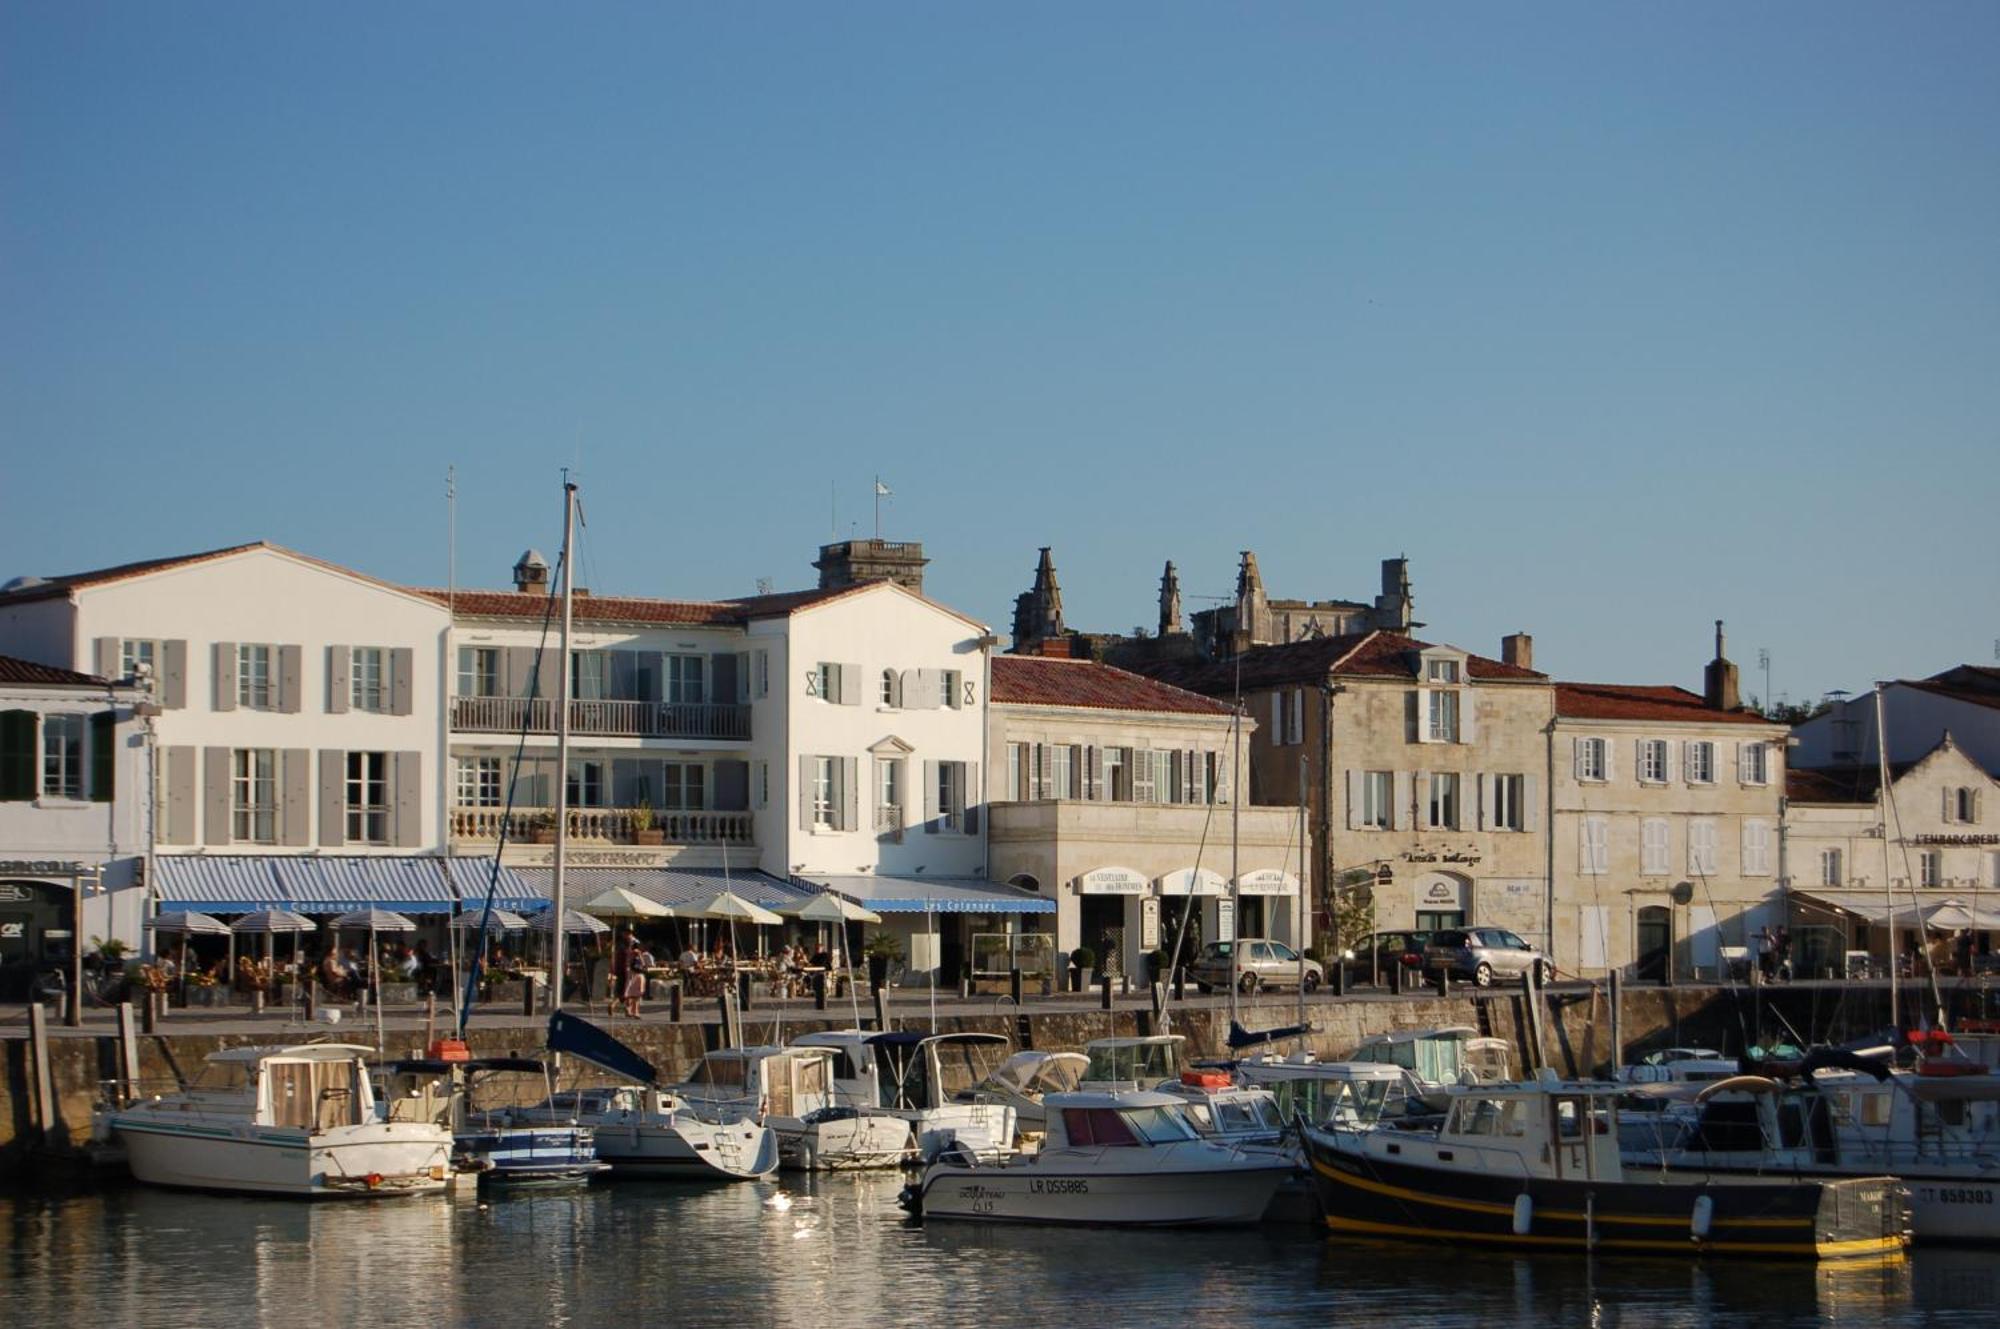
<box><xmin>1636</xmin><ymin>906</ymin><xmax>1672</xmax><ymax>982</ymax></box>
<box><xmin>1412</xmin><ymin>872</ymin><xmax>1470</xmax><ymax>934</ymax></box>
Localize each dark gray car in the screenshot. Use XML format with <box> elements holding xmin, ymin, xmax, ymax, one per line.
<box><xmin>1424</xmin><ymin>928</ymin><xmax>1553</xmax><ymax>988</ymax></box>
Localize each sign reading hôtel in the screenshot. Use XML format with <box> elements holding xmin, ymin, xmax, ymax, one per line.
<box><xmin>1076</xmin><ymin>867</ymin><xmax>1149</xmax><ymax>896</ymax></box>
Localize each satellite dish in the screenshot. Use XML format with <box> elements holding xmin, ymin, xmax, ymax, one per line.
<box><xmin>1670</xmin><ymin>881</ymin><xmax>1695</xmax><ymax>906</ymax></box>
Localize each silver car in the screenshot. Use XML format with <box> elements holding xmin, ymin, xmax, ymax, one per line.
<box><xmin>1189</xmin><ymin>939</ymin><xmax>1324</xmax><ymax>994</ymax></box>
<box><xmin>1424</xmin><ymin>928</ymin><xmax>1553</xmax><ymax>988</ymax></box>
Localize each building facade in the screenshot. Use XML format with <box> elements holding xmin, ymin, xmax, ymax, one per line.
<box><xmin>1792</xmin><ymin>667</ymin><xmax>2000</xmax><ymax>778</ymax></box>
<box><xmin>986</xmin><ymin>654</ymin><xmax>1306</xmax><ymax>978</ymax></box>
<box><xmin>1549</xmin><ymin>659</ymin><xmax>1787</xmax><ymax>981</ymax></box>
<box><xmin>0</xmin><ymin>654</ymin><xmax>149</xmax><ymax>991</ymax></box>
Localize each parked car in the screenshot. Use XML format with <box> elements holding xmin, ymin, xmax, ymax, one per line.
<box><xmin>1342</xmin><ymin>931</ymin><xmax>1431</xmax><ymax>984</ymax></box>
<box><xmin>1189</xmin><ymin>939</ymin><xmax>1324</xmax><ymax>994</ymax></box>
<box><xmin>1424</xmin><ymin>928</ymin><xmax>1553</xmax><ymax>988</ymax></box>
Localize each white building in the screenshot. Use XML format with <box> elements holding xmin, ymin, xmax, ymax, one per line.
<box><xmin>1793</xmin><ymin>666</ymin><xmax>2000</xmax><ymax>778</ymax></box>
<box><xmin>0</xmin><ymin>653</ymin><xmax>150</xmax><ymax>991</ymax></box>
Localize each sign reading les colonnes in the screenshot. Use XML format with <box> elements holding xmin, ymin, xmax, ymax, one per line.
<box><xmin>1076</xmin><ymin>867</ymin><xmax>1149</xmax><ymax>896</ymax></box>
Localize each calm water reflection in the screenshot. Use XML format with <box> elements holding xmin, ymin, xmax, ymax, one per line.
<box><xmin>4</xmin><ymin>1176</ymin><xmax>1996</xmax><ymax>1328</ymax></box>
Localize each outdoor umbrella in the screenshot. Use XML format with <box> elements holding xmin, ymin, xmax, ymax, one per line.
<box><xmin>451</xmin><ymin>908</ymin><xmax>529</xmax><ymax>932</ymax></box>
<box><xmin>581</xmin><ymin>887</ymin><xmax>674</xmax><ymax>919</ymax></box>
<box><xmin>788</xmin><ymin>893</ymin><xmax>882</xmax><ymax>1024</ymax></box>
<box><xmin>528</xmin><ymin>907</ymin><xmax>612</xmax><ymax>935</ymax></box>
<box><xmin>231</xmin><ymin>909</ymin><xmax>318</xmax><ymax>995</ymax></box>
<box><xmin>145</xmin><ymin>912</ymin><xmax>230</xmax><ymax>998</ymax></box>
<box><xmin>329</xmin><ymin>908</ymin><xmax>417</xmax><ymax>1048</ymax></box>
<box><xmin>697</xmin><ymin>890</ymin><xmax>783</xmax><ymax>963</ymax></box>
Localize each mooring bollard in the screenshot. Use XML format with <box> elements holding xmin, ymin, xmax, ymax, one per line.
<box><xmin>1010</xmin><ymin>967</ymin><xmax>1023</xmax><ymax>1005</ymax></box>
<box><xmin>1098</xmin><ymin>974</ymin><xmax>1113</xmax><ymax>1011</ymax></box>
<box><xmin>738</xmin><ymin>969</ymin><xmax>754</xmax><ymax>1012</ymax></box>
<box><xmin>874</xmin><ymin>983</ymin><xmax>892</xmax><ymax>1032</ymax></box>
<box><xmin>669</xmin><ymin>982</ymin><xmax>684</xmax><ymax>1023</ymax></box>
<box><xmin>142</xmin><ymin>990</ymin><xmax>159</xmax><ymax>1034</ymax></box>
<box><xmin>1332</xmin><ymin>962</ymin><xmax>1348</xmax><ymax>997</ymax></box>
<box><xmin>814</xmin><ymin>972</ymin><xmax>828</xmax><ymax>1011</ymax></box>
<box><xmin>521</xmin><ymin>977</ymin><xmax>535</xmax><ymax>1018</ymax></box>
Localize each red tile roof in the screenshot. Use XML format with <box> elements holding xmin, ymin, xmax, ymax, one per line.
<box><xmin>1139</xmin><ymin>629</ymin><xmax>1545</xmax><ymax>694</ymax></box>
<box><xmin>416</xmin><ymin>581</ymin><xmax>878</xmax><ymax>627</ymax></box>
<box><xmin>0</xmin><ymin>653</ymin><xmax>111</xmax><ymax>688</ymax></box>
<box><xmin>993</xmin><ymin>656</ymin><xmax>1236</xmax><ymax>716</ymax></box>
<box><xmin>1554</xmin><ymin>682</ymin><xmax>1778</xmax><ymax>726</ymax></box>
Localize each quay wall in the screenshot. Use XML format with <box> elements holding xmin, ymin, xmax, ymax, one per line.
<box><xmin>0</xmin><ymin>981</ymin><xmax>1896</xmax><ymax>1180</ymax></box>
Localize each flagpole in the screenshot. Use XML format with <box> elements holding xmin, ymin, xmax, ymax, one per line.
<box><xmin>874</xmin><ymin>475</ymin><xmax>882</xmax><ymax>540</ymax></box>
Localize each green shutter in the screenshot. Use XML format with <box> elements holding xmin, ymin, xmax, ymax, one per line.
<box><xmin>89</xmin><ymin>711</ymin><xmax>116</xmax><ymax>802</ymax></box>
<box><xmin>0</xmin><ymin>710</ymin><xmax>34</xmax><ymax>801</ymax></box>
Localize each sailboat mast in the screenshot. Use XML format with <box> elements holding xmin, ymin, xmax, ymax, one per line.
<box><xmin>552</xmin><ymin>480</ymin><xmax>578</xmax><ymax>1010</ymax></box>
<box><xmin>1875</xmin><ymin>682</ymin><xmax>1897</xmax><ymax>1032</ymax></box>
<box><xmin>1228</xmin><ymin>700</ymin><xmax>1242</xmax><ymax>1028</ymax></box>
<box><xmin>1296</xmin><ymin>754</ymin><xmax>1306</xmax><ymax>1034</ymax></box>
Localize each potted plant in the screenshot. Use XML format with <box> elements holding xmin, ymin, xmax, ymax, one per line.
<box><xmin>863</xmin><ymin>931</ymin><xmax>903</xmax><ymax>991</ymax></box>
<box><xmin>1071</xmin><ymin>945</ymin><xmax>1097</xmax><ymax>994</ymax></box>
<box><xmin>630</xmin><ymin>803</ymin><xmax>665</xmax><ymax>846</ymax></box>
<box><xmin>528</xmin><ymin>810</ymin><xmax>559</xmax><ymax>845</ymax></box>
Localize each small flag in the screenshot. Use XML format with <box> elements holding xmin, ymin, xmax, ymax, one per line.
<box><xmin>875</xmin><ymin>480</ymin><xmax>893</xmax><ymax>497</ymax></box>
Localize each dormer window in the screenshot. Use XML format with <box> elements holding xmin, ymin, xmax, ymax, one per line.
<box><xmin>1416</xmin><ymin>649</ymin><xmax>1469</xmax><ymax>744</ymax></box>
<box><xmin>1426</xmin><ymin>658</ymin><xmax>1461</xmax><ymax>685</ymax></box>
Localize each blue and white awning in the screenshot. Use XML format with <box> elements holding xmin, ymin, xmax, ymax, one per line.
<box><xmin>153</xmin><ymin>855</ymin><xmax>537</xmax><ymax>915</ymax></box>
<box><xmin>796</xmin><ymin>874</ymin><xmax>1055</xmax><ymax>915</ymax></box>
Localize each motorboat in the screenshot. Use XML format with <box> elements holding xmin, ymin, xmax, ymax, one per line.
<box><xmin>93</xmin><ymin>1044</ymin><xmax>452</xmax><ymax>1199</ymax></box>
<box><xmin>674</xmin><ymin>1045</ymin><xmax>913</xmax><ymax>1171</ymax></box>
<box><xmin>1301</xmin><ymin>1070</ymin><xmax>1909</xmax><ymax>1260</ymax></box>
<box><xmin>1614</xmin><ymin>1049</ymin><xmax>1742</xmax><ymax>1155</ymax></box>
<box><xmin>540</xmin><ymin>1010</ymin><xmax>779</xmax><ymax>1181</ymax></box>
<box><xmin>377</xmin><ymin>1055</ymin><xmax>606</xmax><ymax>1190</ymax></box>
<box><xmin>957</xmin><ymin>1050</ymin><xmax>1089</xmax><ymax>1136</ymax></box>
<box><xmin>1620</xmin><ymin>1047</ymin><xmax>1735</xmax><ymax>1084</ymax></box>
<box><xmin>901</xmin><ymin>1089</ymin><xmax>1294</xmax><ymax>1226</ymax></box>
<box><xmin>1342</xmin><ymin>1026</ymin><xmax>1512</xmax><ymax>1108</ymax></box>
<box><xmin>1077</xmin><ymin>1035</ymin><xmax>1184</xmax><ymax>1091</ymax></box>
<box><xmin>793</xmin><ymin>1029</ymin><xmax>1016</xmax><ymax>1163</ymax></box>
<box><xmin>1234</xmin><ymin>1055</ymin><xmax>1434</xmax><ymax>1131</ymax></box>
<box><xmin>1628</xmin><ymin>1060</ymin><xmax>2000</xmax><ymax>1243</ymax></box>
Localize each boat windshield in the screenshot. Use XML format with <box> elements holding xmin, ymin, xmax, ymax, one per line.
<box><xmin>1187</xmin><ymin>1096</ymin><xmax>1281</xmax><ymax>1135</ymax></box>
<box><xmin>1062</xmin><ymin>1105</ymin><xmax>1200</xmax><ymax>1147</ymax></box>
<box><xmin>1272</xmin><ymin>1076</ymin><xmax>1397</xmax><ymax>1127</ymax></box>
<box><xmin>1084</xmin><ymin>1042</ymin><xmax>1180</xmax><ymax>1085</ymax></box>
<box><xmin>188</xmin><ymin>1059</ymin><xmax>254</xmax><ymax>1093</ymax></box>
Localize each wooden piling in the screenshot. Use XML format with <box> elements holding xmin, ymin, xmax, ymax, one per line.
<box><xmin>873</xmin><ymin>984</ymin><xmax>892</xmax><ymax>1033</ymax></box>
<box><xmin>1608</xmin><ymin>971</ymin><xmax>1624</xmax><ymax>1077</ymax></box>
<box><xmin>116</xmin><ymin>1001</ymin><xmax>140</xmax><ymax>1102</ymax></box>
<box><xmin>28</xmin><ymin>1003</ymin><xmax>56</xmax><ymax>1144</ymax></box>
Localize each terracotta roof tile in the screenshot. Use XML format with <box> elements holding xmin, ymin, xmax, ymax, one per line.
<box><xmin>1554</xmin><ymin>682</ymin><xmax>1777</xmax><ymax>726</ymax></box>
<box><xmin>1139</xmin><ymin>630</ymin><xmax>1545</xmax><ymax>695</ymax></box>
<box><xmin>0</xmin><ymin>653</ymin><xmax>110</xmax><ymax>687</ymax></box>
<box><xmin>992</xmin><ymin>656</ymin><xmax>1235</xmax><ymax>716</ymax></box>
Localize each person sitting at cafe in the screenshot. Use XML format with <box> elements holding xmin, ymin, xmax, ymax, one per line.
<box><xmin>679</xmin><ymin>943</ymin><xmax>700</xmax><ymax>971</ymax></box>
<box><xmin>319</xmin><ymin>950</ymin><xmax>352</xmax><ymax>998</ymax></box>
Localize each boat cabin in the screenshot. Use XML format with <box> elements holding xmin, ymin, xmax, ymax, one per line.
<box><xmin>1042</xmin><ymin>1091</ymin><xmax>1207</xmax><ymax>1151</ymax></box>
<box><xmin>1621</xmin><ymin>1048</ymin><xmax>1736</xmax><ymax>1085</ymax></box>
<box><xmin>1675</xmin><ymin>1070</ymin><xmax>2000</xmax><ymax>1169</ymax></box>
<box><xmin>188</xmin><ymin>1044</ymin><xmax>379</xmax><ymax>1132</ymax></box>
<box><xmin>1079</xmin><ymin>1035</ymin><xmax>1185</xmax><ymax>1092</ymax></box>
<box><xmin>673</xmin><ymin>1046</ymin><xmax>837</xmax><ymax>1122</ymax></box>
<box><xmin>1355</xmin><ymin>1075</ymin><xmax>1627</xmax><ymax>1182</ymax></box>
<box><xmin>971</xmin><ymin>1051</ymin><xmax>1088</xmax><ymax>1103</ymax></box>
<box><xmin>1236</xmin><ymin>1059</ymin><xmax>1423</xmax><ymax>1129</ymax></box>
<box><xmin>793</xmin><ymin>1030</ymin><xmax>1010</xmax><ymax>1113</ymax></box>
<box><xmin>1345</xmin><ymin>1027</ymin><xmax>1511</xmax><ymax>1090</ymax></box>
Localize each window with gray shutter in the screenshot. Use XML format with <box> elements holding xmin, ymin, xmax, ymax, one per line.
<box><xmin>390</xmin><ymin>647</ymin><xmax>414</xmax><ymax>716</ymax></box>
<box><xmin>923</xmin><ymin>759</ymin><xmax>939</xmax><ymax>832</ymax></box>
<box><xmin>318</xmin><ymin>750</ymin><xmax>346</xmax><ymax>847</ymax></box>
<box><xmin>93</xmin><ymin>637</ymin><xmax>120</xmax><ymax>678</ymax></box>
<box><xmin>837</xmin><ymin>663</ymin><xmax>862</xmax><ymax>706</ymax></box>
<box><xmin>203</xmin><ymin>746</ymin><xmax>232</xmax><ymax>844</ymax></box>
<box><xmin>798</xmin><ymin>755</ymin><xmax>814</xmax><ymax>831</ymax></box>
<box><xmin>710</xmin><ymin>654</ymin><xmax>737</xmax><ymax>707</ymax></box>
<box><xmin>0</xmin><ymin>710</ymin><xmax>34</xmax><ymax>801</ymax></box>
<box><xmin>281</xmin><ymin>748</ymin><xmax>311</xmax><ymax>845</ymax></box>
<box><xmin>213</xmin><ymin>642</ymin><xmax>238</xmax><ymax>711</ymax></box>
<box><xmin>393</xmin><ymin>752</ymin><xmax>422</xmax><ymax>847</ymax></box>
<box><xmin>163</xmin><ymin>745</ymin><xmax>196</xmax><ymax>844</ymax></box>
<box><xmin>962</xmin><ymin>762</ymin><xmax>980</xmax><ymax>835</ymax></box>
<box><xmin>279</xmin><ymin>645</ymin><xmax>303</xmax><ymax>714</ymax></box>
<box><xmin>839</xmin><ymin>757</ymin><xmax>858</xmax><ymax>831</ymax></box>
<box><xmin>159</xmin><ymin>640</ymin><xmax>187</xmax><ymax>708</ymax></box>
<box><xmin>327</xmin><ymin>646</ymin><xmax>350</xmax><ymax>714</ymax></box>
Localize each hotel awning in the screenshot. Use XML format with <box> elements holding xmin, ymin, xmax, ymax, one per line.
<box><xmin>153</xmin><ymin>855</ymin><xmax>537</xmax><ymax>915</ymax></box>
<box><xmin>506</xmin><ymin>867</ymin><xmax>811</xmax><ymax>915</ymax></box>
<box><xmin>797</xmin><ymin>874</ymin><xmax>1055</xmax><ymax>915</ymax></box>
<box><xmin>1793</xmin><ymin>890</ymin><xmax>2000</xmax><ymax>931</ymax></box>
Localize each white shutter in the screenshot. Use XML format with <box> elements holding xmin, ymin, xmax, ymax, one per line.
<box><xmin>1602</xmin><ymin>739</ymin><xmax>1615</xmax><ymax>783</ymax></box>
<box><xmin>1391</xmin><ymin>771</ymin><xmax>1410</xmax><ymax>830</ymax></box>
<box><xmin>1737</xmin><ymin>743</ymin><xmax>1752</xmax><ymax>784</ymax></box>
<box><xmin>1347</xmin><ymin>769</ymin><xmax>1362</xmax><ymax>829</ymax></box>
<box><xmin>1579</xmin><ymin>820</ymin><xmax>1596</xmax><ymax>875</ymax></box>
<box><xmin>1572</xmin><ymin>738</ymin><xmax>1587</xmax><ymax>781</ymax></box>
<box><xmin>1476</xmin><ymin>773</ymin><xmax>1490</xmax><ymax>830</ymax></box>
<box><xmin>1684</xmin><ymin>742</ymin><xmax>1698</xmax><ymax>784</ymax></box>
<box><xmin>798</xmin><ymin>755</ymin><xmax>813</xmax><ymax>831</ymax></box>
<box><xmin>1945</xmin><ymin>788</ymin><xmax>1956</xmax><ymax>823</ymax></box>
<box><xmin>1415</xmin><ymin>688</ymin><xmax>1433</xmax><ymax>743</ymax></box>
<box><xmin>1415</xmin><ymin>771</ymin><xmax>1432</xmax><ymax>829</ymax></box>
<box><xmin>1459</xmin><ymin>690</ymin><xmax>1475</xmax><ymax>745</ymax></box>
<box><xmin>1524</xmin><ymin>774</ymin><xmax>1541</xmax><ymax>832</ymax></box>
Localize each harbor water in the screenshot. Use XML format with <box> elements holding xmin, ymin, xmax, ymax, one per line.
<box><xmin>4</xmin><ymin>1176</ymin><xmax>1997</xmax><ymax>1328</ymax></box>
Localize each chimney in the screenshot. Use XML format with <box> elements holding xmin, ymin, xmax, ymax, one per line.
<box><xmin>1704</xmin><ymin>619</ymin><xmax>1741</xmax><ymax>711</ymax></box>
<box><xmin>512</xmin><ymin>549</ymin><xmax>549</xmax><ymax>594</ymax></box>
<box><xmin>1501</xmin><ymin>632</ymin><xmax>1533</xmax><ymax>671</ymax></box>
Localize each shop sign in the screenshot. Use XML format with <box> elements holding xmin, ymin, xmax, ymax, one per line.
<box><xmin>1234</xmin><ymin>869</ymin><xmax>1298</xmax><ymax>896</ymax></box>
<box><xmin>1158</xmin><ymin>867</ymin><xmax>1226</xmax><ymax>897</ymax></box>
<box><xmin>0</xmin><ymin>860</ymin><xmax>88</xmax><ymax>876</ymax></box>
<box><xmin>1140</xmin><ymin>898</ymin><xmax>1161</xmax><ymax>951</ymax></box>
<box><xmin>1076</xmin><ymin>867</ymin><xmax>1149</xmax><ymax>896</ymax></box>
<box><xmin>1216</xmin><ymin>898</ymin><xmax>1236</xmax><ymax>943</ymax></box>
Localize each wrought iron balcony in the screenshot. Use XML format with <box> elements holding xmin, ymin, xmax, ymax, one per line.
<box><xmin>451</xmin><ymin>696</ymin><xmax>750</xmax><ymax>741</ymax></box>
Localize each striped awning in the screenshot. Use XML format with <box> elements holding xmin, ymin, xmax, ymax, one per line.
<box><xmin>796</xmin><ymin>874</ymin><xmax>1055</xmax><ymax>915</ymax></box>
<box><xmin>505</xmin><ymin>867</ymin><xmax>812</xmax><ymax>915</ymax></box>
<box><xmin>153</xmin><ymin>855</ymin><xmax>537</xmax><ymax>916</ymax></box>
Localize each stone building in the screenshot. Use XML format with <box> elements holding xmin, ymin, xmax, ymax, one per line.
<box><xmin>1143</xmin><ymin>628</ymin><xmax>1552</xmax><ymax>952</ymax></box>
<box><xmin>1549</xmin><ymin>627</ymin><xmax>1788</xmax><ymax>982</ymax></box>
<box><xmin>1785</xmin><ymin>734</ymin><xmax>2000</xmax><ymax>977</ymax></box>
<box><xmin>985</xmin><ymin>654</ymin><xmax>1305</xmax><ymax>978</ymax></box>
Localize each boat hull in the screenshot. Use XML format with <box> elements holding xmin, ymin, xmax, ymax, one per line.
<box><xmin>777</xmin><ymin>1114</ymin><xmax>914</xmax><ymax>1172</ymax></box>
<box><xmin>1647</xmin><ymin>1163</ymin><xmax>2000</xmax><ymax>1245</ymax></box>
<box><xmin>590</xmin><ymin>1116</ymin><xmax>779</xmax><ymax>1180</ymax></box>
<box><xmin>457</xmin><ymin>1127</ymin><xmax>609</xmax><ymax>1190</ymax></box>
<box><xmin>1302</xmin><ymin>1130</ymin><xmax>1907</xmax><ymax>1261</ymax></box>
<box><xmin>915</xmin><ymin>1155</ymin><xmax>1292</xmax><ymax>1226</ymax></box>
<box><xmin>103</xmin><ymin>1115</ymin><xmax>450</xmax><ymax>1199</ymax></box>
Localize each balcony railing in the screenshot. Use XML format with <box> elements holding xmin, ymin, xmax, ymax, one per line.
<box><xmin>875</xmin><ymin>803</ymin><xmax>903</xmax><ymax>843</ymax></box>
<box><xmin>450</xmin><ymin>805</ymin><xmax>754</xmax><ymax>846</ymax></box>
<box><xmin>452</xmin><ymin>696</ymin><xmax>750</xmax><ymax>741</ymax></box>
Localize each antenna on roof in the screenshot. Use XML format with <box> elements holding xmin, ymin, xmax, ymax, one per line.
<box><xmin>756</xmin><ymin>577</ymin><xmax>774</xmax><ymax>596</ymax></box>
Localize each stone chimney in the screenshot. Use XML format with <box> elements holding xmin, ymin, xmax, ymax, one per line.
<box><xmin>512</xmin><ymin>549</ymin><xmax>549</xmax><ymax>594</ymax></box>
<box><xmin>1704</xmin><ymin>619</ymin><xmax>1741</xmax><ymax>711</ymax></box>
<box><xmin>813</xmin><ymin>538</ymin><xmax>928</xmax><ymax>593</ymax></box>
<box><xmin>1501</xmin><ymin>632</ymin><xmax>1533</xmax><ymax>671</ymax></box>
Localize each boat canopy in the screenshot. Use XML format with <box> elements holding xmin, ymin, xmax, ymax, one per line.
<box><xmin>983</xmin><ymin>1051</ymin><xmax>1089</xmax><ymax>1096</ymax></box>
<box><xmin>206</xmin><ymin>1043</ymin><xmax>374</xmax><ymax>1065</ymax></box>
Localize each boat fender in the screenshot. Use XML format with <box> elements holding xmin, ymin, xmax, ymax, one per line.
<box><xmin>1512</xmin><ymin>1193</ymin><xmax>1533</xmax><ymax>1236</ymax></box>
<box><xmin>1691</xmin><ymin>1195</ymin><xmax>1713</xmax><ymax>1241</ymax></box>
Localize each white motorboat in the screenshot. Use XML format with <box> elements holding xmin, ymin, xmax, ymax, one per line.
<box><xmin>1342</xmin><ymin>1025</ymin><xmax>1512</xmax><ymax>1107</ymax></box>
<box><xmin>673</xmin><ymin>1046</ymin><xmax>912</xmax><ymax>1171</ymax></box>
<box><xmin>1077</xmin><ymin>1035</ymin><xmax>1184</xmax><ymax>1091</ymax></box>
<box><xmin>1629</xmin><ymin>1062</ymin><xmax>2000</xmax><ymax>1243</ymax></box>
<box><xmin>377</xmin><ymin>1055</ymin><xmax>607</xmax><ymax>1190</ymax></box>
<box><xmin>957</xmin><ymin>1050</ymin><xmax>1089</xmax><ymax>1136</ymax></box>
<box><xmin>1234</xmin><ymin>1055</ymin><xmax>1432</xmax><ymax>1131</ymax></box>
<box><xmin>93</xmin><ymin>1044</ymin><xmax>452</xmax><ymax>1199</ymax></box>
<box><xmin>903</xmin><ymin>1090</ymin><xmax>1293</xmax><ymax>1226</ymax></box>
<box><xmin>793</xmin><ymin>1030</ymin><xmax>1016</xmax><ymax>1163</ymax></box>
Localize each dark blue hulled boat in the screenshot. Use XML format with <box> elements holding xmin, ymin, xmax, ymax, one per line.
<box><xmin>379</xmin><ymin>1056</ymin><xmax>607</xmax><ymax>1190</ymax></box>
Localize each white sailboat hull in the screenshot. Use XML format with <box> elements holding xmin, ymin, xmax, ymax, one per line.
<box><xmin>589</xmin><ymin>1114</ymin><xmax>779</xmax><ymax>1180</ymax></box>
<box><xmin>915</xmin><ymin>1145</ymin><xmax>1290</xmax><ymax>1226</ymax></box>
<box><xmin>776</xmin><ymin>1114</ymin><xmax>914</xmax><ymax>1171</ymax></box>
<box><xmin>103</xmin><ymin>1114</ymin><xmax>450</xmax><ymax>1199</ymax></box>
<box><xmin>906</xmin><ymin>1104</ymin><xmax>1016</xmax><ymax>1163</ymax></box>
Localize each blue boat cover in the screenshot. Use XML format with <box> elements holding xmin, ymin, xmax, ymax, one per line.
<box><xmin>546</xmin><ymin>1010</ymin><xmax>658</xmax><ymax>1086</ymax></box>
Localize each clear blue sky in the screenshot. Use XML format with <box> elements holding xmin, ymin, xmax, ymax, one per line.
<box><xmin>4</xmin><ymin>4</ymin><xmax>1995</xmax><ymax>706</ymax></box>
